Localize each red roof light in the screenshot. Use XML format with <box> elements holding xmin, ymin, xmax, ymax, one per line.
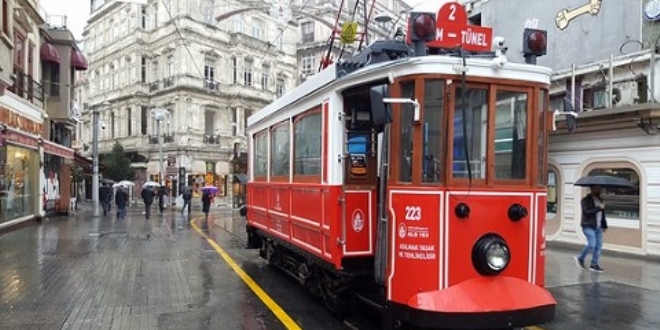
<box><xmin>413</xmin><ymin>14</ymin><xmax>435</xmax><ymax>40</ymax></box>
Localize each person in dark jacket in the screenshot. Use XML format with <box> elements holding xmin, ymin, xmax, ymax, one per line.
<box><xmin>181</xmin><ymin>188</ymin><xmax>192</xmax><ymax>215</ymax></box>
<box><xmin>157</xmin><ymin>187</ymin><xmax>166</xmax><ymax>213</ymax></box>
<box><xmin>575</xmin><ymin>185</ymin><xmax>608</xmax><ymax>272</ymax></box>
<box><xmin>201</xmin><ymin>191</ymin><xmax>212</xmax><ymax>229</ymax></box>
<box><xmin>115</xmin><ymin>187</ymin><xmax>128</xmax><ymax>219</ymax></box>
<box><xmin>141</xmin><ymin>187</ymin><xmax>156</xmax><ymax>219</ymax></box>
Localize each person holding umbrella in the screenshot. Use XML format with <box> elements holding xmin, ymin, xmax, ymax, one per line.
<box><xmin>573</xmin><ymin>174</ymin><xmax>633</xmax><ymax>273</ymax></box>
<box><xmin>575</xmin><ymin>184</ymin><xmax>608</xmax><ymax>273</ymax></box>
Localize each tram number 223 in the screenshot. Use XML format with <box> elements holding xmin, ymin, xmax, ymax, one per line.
<box><xmin>404</xmin><ymin>206</ymin><xmax>422</xmax><ymax>221</ymax></box>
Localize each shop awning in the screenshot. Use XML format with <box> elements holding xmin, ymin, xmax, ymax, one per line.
<box><xmin>233</xmin><ymin>173</ymin><xmax>248</xmax><ymax>184</ymax></box>
<box><xmin>40</xmin><ymin>42</ymin><xmax>61</xmax><ymax>64</ymax></box>
<box><xmin>70</xmin><ymin>48</ymin><xmax>88</xmax><ymax>71</ymax></box>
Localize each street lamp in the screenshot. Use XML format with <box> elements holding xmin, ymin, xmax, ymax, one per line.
<box><xmin>92</xmin><ymin>101</ymin><xmax>110</xmax><ymax>217</ymax></box>
<box><xmin>150</xmin><ymin>106</ymin><xmax>170</xmax><ymax>185</ymax></box>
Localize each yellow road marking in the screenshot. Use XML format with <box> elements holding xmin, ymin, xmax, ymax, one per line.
<box><xmin>191</xmin><ymin>218</ymin><xmax>302</xmax><ymax>330</ymax></box>
<box><xmin>526</xmin><ymin>326</ymin><xmax>545</xmax><ymax>330</ymax></box>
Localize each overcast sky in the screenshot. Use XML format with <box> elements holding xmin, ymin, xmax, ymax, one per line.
<box><xmin>38</xmin><ymin>0</ymin><xmax>438</xmax><ymax>42</ymax></box>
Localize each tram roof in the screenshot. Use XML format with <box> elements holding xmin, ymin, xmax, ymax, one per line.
<box><xmin>247</xmin><ymin>55</ymin><xmax>553</xmax><ymax>128</ymax></box>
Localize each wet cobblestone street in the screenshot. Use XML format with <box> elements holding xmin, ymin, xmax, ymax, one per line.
<box><xmin>0</xmin><ymin>208</ymin><xmax>342</xmax><ymax>330</ymax></box>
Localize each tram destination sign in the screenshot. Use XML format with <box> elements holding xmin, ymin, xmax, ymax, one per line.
<box><xmin>426</xmin><ymin>2</ymin><xmax>493</xmax><ymax>53</ymax></box>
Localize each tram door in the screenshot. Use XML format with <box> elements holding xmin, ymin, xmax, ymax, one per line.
<box><xmin>341</xmin><ymin>88</ymin><xmax>379</xmax><ymax>258</ymax></box>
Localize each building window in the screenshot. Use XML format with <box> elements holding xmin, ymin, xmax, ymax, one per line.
<box><xmin>141</xmin><ymin>106</ymin><xmax>148</xmax><ymax>135</ymax></box>
<box><xmin>140</xmin><ymin>56</ymin><xmax>147</xmax><ymax>82</ymax></box>
<box><xmin>276</xmin><ymin>28</ymin><xmax>284</xmax><ymax>50</ymax></box>
<box><xmin>3</xmin><ymin>0</ymin><xmax>11</xmax><ymax>35</ymax></box>
<box><xmin>204</xmin><ymin>58</ymin><xmax>215</xmax><ymax>82</ymax></box>
<box><xmin>547</xmin><ymin>168</ymin><xmax>559</xmax><ymax>220</ymax></box>
<box><xmin>232</xmin><ymin>107</ymin><xmax>237</xmax><ymax>136</ymax></box>
<box><xmin>494</xmin><ymin>90</ymin><xmax>528</xmax><ymax>180</ymax></box>
<box><xmin>252</xmin><ymin>18</ymin><xmax>264</xmax><ymax>39</ymax></box>
<box><xmin>294</xmin><ymin>112</ymin><xmax>322</xmax><ymax>176</ymax></box>
<box><xmin>586</xmin><ymin>166</ymin><xmax>640</xmax><ymax>224</ymax></box>
<box><xmin>141</xmin><ymin>5</ymin><xmax>147</xmax><ymax>29</ymax></box>
<box><xmin>152</xmin><ymin>2</ymin><xmax>158</xmax><ymax>29</ymax></box>
<box><xmin>243</xmin><ymin>59</ymin><xmax>253</xmax><ymax>86</ymax></box>
<box><xmin>232</xmin><ymin>57</ymin><xmax>238</xmax><ymax>84</ymax></box>
<box><xmin>301</xmin><ymin>55</ymin><xmax>315</xmax><ymax>76</ymax></box>
<box><xmin>261</xmin><ymin>66</ymin><xmax>269</xmax><ymax>90</ymax></box>
<box><xmin>301</xmin><ymin>21</ymin><xmax>314</xmax><ymax>43</ymax></box>
<box><xmin>270</xmin><ymin>122</ymin><xmax>290</xmax><ymax>177</ymax></box>
<box><xmin>205</xmin><ymin>110</ymin><xmax>215</xmax><ymax>135</ymax></box>
<box><xmin>233</xmin><ymin>15</ymin><xmax>243</xmax><ymax>33</ymax></box>
<box><xmin>166</xmin><ymin>55</ymin><xmax>174</xmax><ymax>77</ymax></box>
<box><xmin>276</xmin><ymin>76</ymin><xmax>285</xmax><ymax>97</ymax></box>
<box><xmin>151</xmin><ymin>60</ymin><xmax>158</xmax><ymax>82</ymax></box>
<box><xmin>203</xmin><ymin>0</ymin><xmax>214</xmax><ymax>24</ymax></box>
<box><xmin>127</xmin><ymin>107</ymin><xmax>132</xmax><ymax>136</ymax></box>
<box><xmin>254</xmin><ymin>131</ymin><xmax>268</xmax><ymax>178</ymax></box>
<box><xmin>110</xmin><ymin>112</ymin><xmax>115</xmax><ymax>139</ymax></box>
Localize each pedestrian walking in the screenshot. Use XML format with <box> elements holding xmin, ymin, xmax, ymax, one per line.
<box><xmin>575</xmin><ymin>185</ymin><xmax>608</xmax><ymax>273</ymax></box>
<box><xmin>181</xmin><ymin>188</ymin><xmax>192</xmax><ymax>215</ymax></box>
<box><xmin>158</xmin><ymin>187</ymin><xmax>166</xmax><ymax>213</ymax></box>
<box><xmin>141</xmin><ymin>187</ymin><xmax>155</xmax><ymax>219</ymax></box>
<box><xmin>201</xmin><ymin>190</ymin><xmax>212</xmax><ymax>230</ymax></box>
<box><xmin>115</xmin><ymin>187</ymin><xmax>128</xmax><ymax>219</ymax></box>
<box><xmin>100</xmin><ymin>183</ymin><xmax>112</xmax><ymax>216</ymax></box>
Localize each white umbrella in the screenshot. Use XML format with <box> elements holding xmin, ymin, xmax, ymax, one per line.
<box><xmin>142</xmin><ymin>181</ymin><xmax>160</xmax><ymax>188</ymax></box>
<box><xmin>113</xmin><ymin>180</ymin><xmax>135</xmax><ymax>188</ymax></box>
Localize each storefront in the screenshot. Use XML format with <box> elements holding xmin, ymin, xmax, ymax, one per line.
<box><xmin>41</xmin><ymin>140</ymin><xmax>74</xmax><ymax>215</ymax></box>
<box><xmin>0</xmin><ymin>130</ymin><xmax>40</xmax><ymax>225</ymax></box>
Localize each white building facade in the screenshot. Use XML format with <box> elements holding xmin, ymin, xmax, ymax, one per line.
<box><xmin>77</xmin><ymin>0</ymin><xmax>297</xmax><ymax>206</ymax></box>
<box><xmin>294</xmin><ymin>0</ymin><xmax>411</xmax><ymax>84</ymax></box>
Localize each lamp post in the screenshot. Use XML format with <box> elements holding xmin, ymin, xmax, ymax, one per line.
<box><xmin>150</xmin><ymin>106</ymin><xmax>170</xmax><ymax>185</ymax></box>
<box><xmin>91</xmin><ymin>101</ymin><xmax>109</xmax><ymax>217</ymax></box>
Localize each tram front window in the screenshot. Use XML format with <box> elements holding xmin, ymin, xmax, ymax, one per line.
<box><xmin>422</xmin><ymin>79</ymin><xmax>445</xmax><ymax>183</ymax></box>
<box><xmin>494</xmin><ymin>90</ymin><xmax>528</xmax><ymax>180</ymax></box>
<box><xmin>452</xmin><ymin>87</ymin><xmax>488</xmax><ymax>179</ymax></box>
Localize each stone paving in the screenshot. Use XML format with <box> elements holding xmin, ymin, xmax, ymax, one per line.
<box><xmin>0</xmin><ymin>209</ymin><xmax>290</xmax><ymax>330</ymax></box>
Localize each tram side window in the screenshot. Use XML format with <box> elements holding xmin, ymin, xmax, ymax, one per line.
<box><xmin>294</xmin><ymin>112</ymin><xmax>322</xmax><ymax>175</ymax></box>
<box><xmin>494</xmin><ymin>90</ymin><xmax>528</xmax><ymax>180</ymax></box>
<box><xmin>422</xmin><ymin>79</ymin><xmax>445</xmax><ymax>183</ymax></box>
<box><xmin>452</xmin><ymin>87</ymin><xmax>488</xmax><ymax>179</ymax></box>
<box><xmin>399</xmin><ymin>81</ymin><xmax>415</xmax><ymax>182</ymax></box>
<box><xmin>537</xmin><ymin>89</ymin><xmax>548</xmax><ymax>186</ymax></box>
<box><xmin>270</xmin><ymin>122</ymin><xmax>290</xmax><ymax>177</ymax></box>
<box><xmin>254</xmin><ymin>131</ymin><xmax>268</xmax><ymax>177</ymax></box>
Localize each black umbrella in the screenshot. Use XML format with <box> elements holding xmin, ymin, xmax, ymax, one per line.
<box><xmin>574</xmin><ymin>175</ymin><xmax>635</xmax><ymax>189</ymax></box>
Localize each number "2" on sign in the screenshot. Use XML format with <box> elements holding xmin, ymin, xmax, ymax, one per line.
<box><xmin>405</xmin><ymin>206</ymin><xmax>421</xmax><ymax>221</ymax></box>
<box><xmin>448</xmin><ymin>4</ymin><xmax>457</xmax><ymax>21</ymax></box>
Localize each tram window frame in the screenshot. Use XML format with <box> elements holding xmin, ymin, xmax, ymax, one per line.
<box><xmin>449</xmin><ymin>83</ymin><xmax>489</xmax><ymax>184</ymax></box>
<box><xmin>269</xmin><ymin>119</ymin><xmax>291</xmax><ymax>182</ymax></box>
<box><xmin>293</xmin><ymin>107</ymin><xmax>322</xmax><ymax>183</ymax></box>
<box><xmin>395</xmin><ymin>79</ymin><xmax>416</xmax><ymax>184</ymax></box>
<box><xmin>491</xmin><ymin>86</ymin><xmax>532</xmax><ymax>183</ymax></box>
<box><xmin>253</xmin><ymin>129</ymin><xmax>269</xmax><ymax>181</ymax></box>
<box><xmin>537</xmin><ymin>89</ymin><xmax>549</xmax><ymax>187</ymax></box>
<box><xmin>421</xmin><ymin>78</ymin><xmax>446</xmax><ymax>184</ymax></box>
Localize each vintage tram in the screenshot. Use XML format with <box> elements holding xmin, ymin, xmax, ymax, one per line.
<box><xmin>243</xmin><ymin>2</ymin><xmax>556</xmax><ymax>329</ymax></box>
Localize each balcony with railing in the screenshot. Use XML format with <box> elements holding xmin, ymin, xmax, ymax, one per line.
<box><xmin>7</xmin><ymin>66</ymin><xmax>44</xmax><ymax>109</ymax></box>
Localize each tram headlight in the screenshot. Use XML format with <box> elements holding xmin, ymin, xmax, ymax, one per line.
<box><xmin>472</xmin><ymin>234</ymin><xmax>510</xmax><ymax>276</ymax></box>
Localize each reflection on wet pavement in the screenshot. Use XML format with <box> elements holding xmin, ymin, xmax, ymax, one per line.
<box><xmin>0</xmin><ymin>210</ymin><xmax>343</xmax><ymax>330</ymax></box>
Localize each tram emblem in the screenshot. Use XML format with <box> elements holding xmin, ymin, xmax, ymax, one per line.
<box><xmin>352</xmin><ymin>209</ymin><xmax>364</xmax><ymax>232</ymax></box>
<box><xmin>398</xmin><ymin>223</ymin><xmax>407</xmax><ymax>239</ymax></box>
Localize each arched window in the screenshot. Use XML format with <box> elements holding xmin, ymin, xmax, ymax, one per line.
<box><xmin>547</xmin><ymin>168</ymin><xmax>559</xmax><ymax>220</ymax></box>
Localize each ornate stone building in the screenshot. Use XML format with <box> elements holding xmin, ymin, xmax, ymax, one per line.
<box><xmin>77</xmin><ymin>0</ymin><xmax>297</xmax><ymax>206</ymax></box>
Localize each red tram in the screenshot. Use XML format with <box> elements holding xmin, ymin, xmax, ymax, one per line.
<box><xmin>243</xmin><ymin>3</ymin><xmax>556</xmax><ymax>329</ymax></box>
